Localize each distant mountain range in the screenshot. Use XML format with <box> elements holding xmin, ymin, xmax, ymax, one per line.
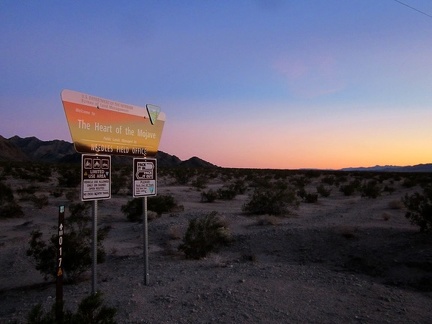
<box><xmin>340</xmin><ymin>164</ymin><xmax>432</xmax><ymax>173</ymax></box>
<box><xmin>0</xmin><ymin>135</ymin><xmax>218</xmax><ymax>168</ymax></box>
<box><xmin>1</xmin><ymin>135</ymin><xmax>431</xmax><ymax>172</ymax></box>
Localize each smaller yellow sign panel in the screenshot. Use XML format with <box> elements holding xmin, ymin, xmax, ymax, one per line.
<box><xmin>61</xmin><ymin>90</ymin><xmax>165</xmax><ymax>156</ymax></box>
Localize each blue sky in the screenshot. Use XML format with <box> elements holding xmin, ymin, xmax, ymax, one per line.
<box><xmin>1</xmin><ymin>1</ymin><xmax>431</xmax><ymax>168</ymax></box>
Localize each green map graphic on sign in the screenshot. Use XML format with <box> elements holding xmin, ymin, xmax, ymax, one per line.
<box><xmin>146</xmin><ymin>104</ymin><xmax>160</xmax><ymax>125</ymax></box>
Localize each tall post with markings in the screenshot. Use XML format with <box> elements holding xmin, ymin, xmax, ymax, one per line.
<box><xmin>56</xmin><ymin>206</ymin><xmax>65</xmax><ymax>322</ymax></box>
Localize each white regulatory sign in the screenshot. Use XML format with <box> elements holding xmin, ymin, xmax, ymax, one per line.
<box><xmin>133</xmin><ymin>158</ymin><xmax>157</xmax><ymax>197</ymax></box>
<box><xmin>81</xmin><ymin>154</ymin><xmax>111</xmax><ymax>201</ymax></box>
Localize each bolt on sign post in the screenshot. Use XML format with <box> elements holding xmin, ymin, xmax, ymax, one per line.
<box><xmin>61</xmin><ymin>89</ymin><xmax>166</xmax><ymax>290</ymax></box>
<box><xmin>133</xmin><ymin>158</ymin><xmax>157</xmax><ymax>285</ymax></box>
<box><xmin>56</xmin><ymin>206</ymin><xmax>65</xmax><ymax>322</ymax></box>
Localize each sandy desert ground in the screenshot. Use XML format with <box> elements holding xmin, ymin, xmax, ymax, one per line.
<box><xmin>1</xmin><ymin>166</ymin><xmax>432</xmax><ymax>323</ymax></box>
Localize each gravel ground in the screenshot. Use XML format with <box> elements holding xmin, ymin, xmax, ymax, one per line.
<box><xmin>1</xmin><ymin>172</ymin><xmax>432</xmax><ymax>323</ymax></box>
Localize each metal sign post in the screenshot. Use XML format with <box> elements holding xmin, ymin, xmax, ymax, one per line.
<box><xmin>92</xmin><ymin>200</ymin><xmax>98</xmax><ymax>294</ymax></box>
<box><xmin>81</xmin><ymin>154</ymin><xmax>111</xmax><ymax>294</ymax></box>
<box><xmin>143</xmin><ymin>197</ymin><xmax>149</xmax><ymax>285</ymax></box>
<box><xmin>62</xmin><ymin>90</ymin><xmax>165</xmax><ymax>290</ymax></box>
<box><xmin>133</xmin><ymin>158</ymin><xmax>157</xmax><ymax>286</ymax></box>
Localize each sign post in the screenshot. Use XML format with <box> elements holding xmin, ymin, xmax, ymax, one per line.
<box><xmin>61</xmin><ymin>89</ymin><xmax>165</xmax><ymax>290</ymax></box>
<box><xmin>81</xmin><ymin>154</ymin><xmax>111</xmax><ymax>293</ymax></box>
<box><xmin>56</xmin><ymin>206</ymin><xmax>65</xmax><ymax>322</ymax></box>
<box><xmin>133</xmin><ymin>158</ymin><xmax>157</xmax><ymax>285</ymax></box>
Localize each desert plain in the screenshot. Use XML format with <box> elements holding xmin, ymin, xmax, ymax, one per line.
<box><xmin>0</xmin><ymin>164</ymin><xmax>432</xmax><ymax>323</ymax></box>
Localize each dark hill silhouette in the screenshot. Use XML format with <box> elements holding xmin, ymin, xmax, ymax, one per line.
<box><xmin>0</xmin><ymin>135</ymin><xmax>218</xmax><ymax>168</ymax></box>
<box><xmin>0</xmin><ymin>135</ymin><xmax>29</xmax><ymax>161</ymax></box>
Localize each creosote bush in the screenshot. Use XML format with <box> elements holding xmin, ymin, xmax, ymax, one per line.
<box><xmin>0</xmin><ymin>181</ymin><xmax>14</xmax><ymax>203</ymax></box>
<box><xmin>192</xmin><ymin>175</ymin><xmax>208</xmax><ymax>190</ymax></box>
<box><xmin>403</xmin><ymin>186</ymin><xmax>432</xmax><ymax>232</ymax></box>
<box><xmin>242</xmin><ymin>188</ymin><xmax>298</xmax><ymax>216</ymax></box>
<box><xmin>27</xmin><ymin>203</ymin><xmax>109</xmax><ymax>283</ymax></box>
<box><xmin>179</xmin><ymin>211</ymin><xmax>231</xmax><ymax>259</ymax></box>
<box><xmin>57</xmin><ymin>165</ymin><xmax>81</xmax><ymax>188</ymax></box>
<box><xmin>201</xmin><ymin>189</ymin><xmax>217</xmax><ymax>203</ymax></box>
<box><xmin>216</xmin><ymin>186</ymin><xmax>237</xmax><ymax>200</ymax></box>
<box><xmin>0</xmin><ymin>181</ymin><xmax>23</xmax><ymax>218</ymax></box>
<box><xmin>31</xmin><ymin>194</ymin><xmax>49</xmax><ymax>209</ymax></box>
<box><xmin>0</xmin><ymin>200</ymin><xmax>24</xmax><ymax>218</ymax></box>
<box><xmin>360</xmin><ymin>180</ymin><xmax>381</xmax><ymax>199</ymax></box>
<box><xmin>339</xmin><ymin>181</ymin><xmax>359</xmax><ymax>196</ymax></box>
<box><xmin>122</xmin><ymin>194</ymin><xmax>179</xmax><ymax>222</ymax></box>
<box><xmin>316</xmin><ymin>184</ymin><xmax>332</xmax><ymax>197</ymax></box>
<box><xmin>28</xmin><ymin>292</ymin><xmax>116</xmax><ymax>324</ymax></box>
<box><xmin>303</xmin><ymin>192</ymin><xmax>318</xmax><ymax>203</ymax></box>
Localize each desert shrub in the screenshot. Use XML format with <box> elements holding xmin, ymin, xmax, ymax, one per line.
<box><xmin>316</xmin><ymin>184</ymin><xmax>331</xmax><ymax>197</ymax></box>
<box><xmin>122</xmin><ymin>195</ymin><xmax>178</xmax><ymax>221</ymax></box>
<box><xmin>304</xmin><ymin>170</ymin><xmax>322</xmax><ymax>179</ymax></box>
<box><xmin>173</xmin><ymin>168</ymin><xmax>193</xmax><ymax>185</ymax></box>
<box><xmin>28</xmin><ymin>292</ymin><xmax>116</xmax><ymax>324</ymax></box>
<box><xmin>296</xmin><ymin>188</ymin><xmax>306</xmax><ymax>200</ymax></box>
<box><xmin>25</xmin><ymin>164</ymin><xmax>52</xmax><ymax>183</ymax></box>
<box><xmin>65</xmin><ymin>189</ymin><xmax>79</xmax><ymax>202</ymax></box>
<box><xmin>179</xmin><ymin>211</ymin><xmax>231</xmax><ymax>259</ymax></box>
<box><xmin>1</xmin><ymin>163</ymin><xmax>13</xmax><ymax>176</ymax></box>
<box><xmin>192</xmin><ymin>175</ymin><xmax>208</xmax><ymax>190</ymax></box>
<box><xmin>402</xmin><ymin>186</ymin><xmax>432</xmax><ymax>232</ymax></box>
<box><xmin>242</xmin><ymin>188</ymin><xmax>298</xmax><ymax>216</ymax></box>
<box><xmin>339</xmin><ymin>180</ymin><xmax>360</xmax><ymax>196</ymax></box>
<box><xmin>50</xmin><ymin>188</ymin><xmax>64</xmax><ymax>198</ymax></box>
<box><xmin>17</xmin><ymin>185</ymin><xmax>39</xmax><ymax>200</ymax></box>
<box><xmin>201</xmin><ymin>189</ymin><xmax>217</xmax><ymax>203</ymax></box>
<box><xmin>31</xmin><ymin>194</ymin><xmax>49</xmax><ymax>209</ymax></box>
<box><xmin>217</xmin><ymin>186</ymin><xmax>237</xmax><ymax>200</ymax></box>
<box><xmin>303</xmin><ymin>192</ymin><xmax>318</xmax><ymax>203</ymax></box>
<box><xmin>111</xmin><ymin>172</ymin><xmax>125</xmax><ymax>195</ymax></box>
<box><xmin>273</xmin><ymin>180</ymin><xmax>289</xmax><ymax>191</ymax></box>
<box><xmin>0</xmin><ymin>200</ymin><xmax>24</xmax><ymax>218</ymax></box>
<box><xmin>383</xmin><ymin>185</ymin><xmax>395</xmax><ymax>194</ymax></box>
<box><xmin>248</xmin><ymin>176</ymin><xmax>272</xmax><ymax>189</ymax></box>
<box><xmin>0</xmin><ymin>181</ymin><xmax>14</xmax><ymax>204</ymax></box>
<box><xmin>231</xmin><ymin>179</ymin><xmax>247</xmax><ymax>194</ymax></box>
<box><xmin>148</xmin><ymin>194</ymin><xmax>178</xmax><ymax>215</ymax></box>
<box><xmin>360</xmin><ymin>180</ymin><xmax>381</xmax><ymax>198</ymax></box>
<box><xmin>291</xmin><ymin>176</ymin><xmax>310</xmax><ymax>189</ymax></box>
<box><xmin>121</xmin><ymin>198</ymin><xmax>143</xmax><ymax>222</ymax></box>
<box><xmin>401</xmin><ymin>177</ymin><xmax>417</xmax><ymax>188</ymax></box>
<box><xmin>27</xmin><ymin>203</ymin><xmax>109</xmax><ymax>283</ymax></box>
<box><xmin>58</xmin><ymin>166</ymin><xmax>81</xmax><ymax>188</ymax></box>
<box><xmin>321</xmin><ymin>175</ymin><xmax>335</xmax><ymax>186</ymax></box>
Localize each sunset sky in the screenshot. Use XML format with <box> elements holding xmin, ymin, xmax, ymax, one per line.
<box><xmin>1</xmin><ymin>1</ymin><xmax>431</xmax><ymax>169</ymax></box>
